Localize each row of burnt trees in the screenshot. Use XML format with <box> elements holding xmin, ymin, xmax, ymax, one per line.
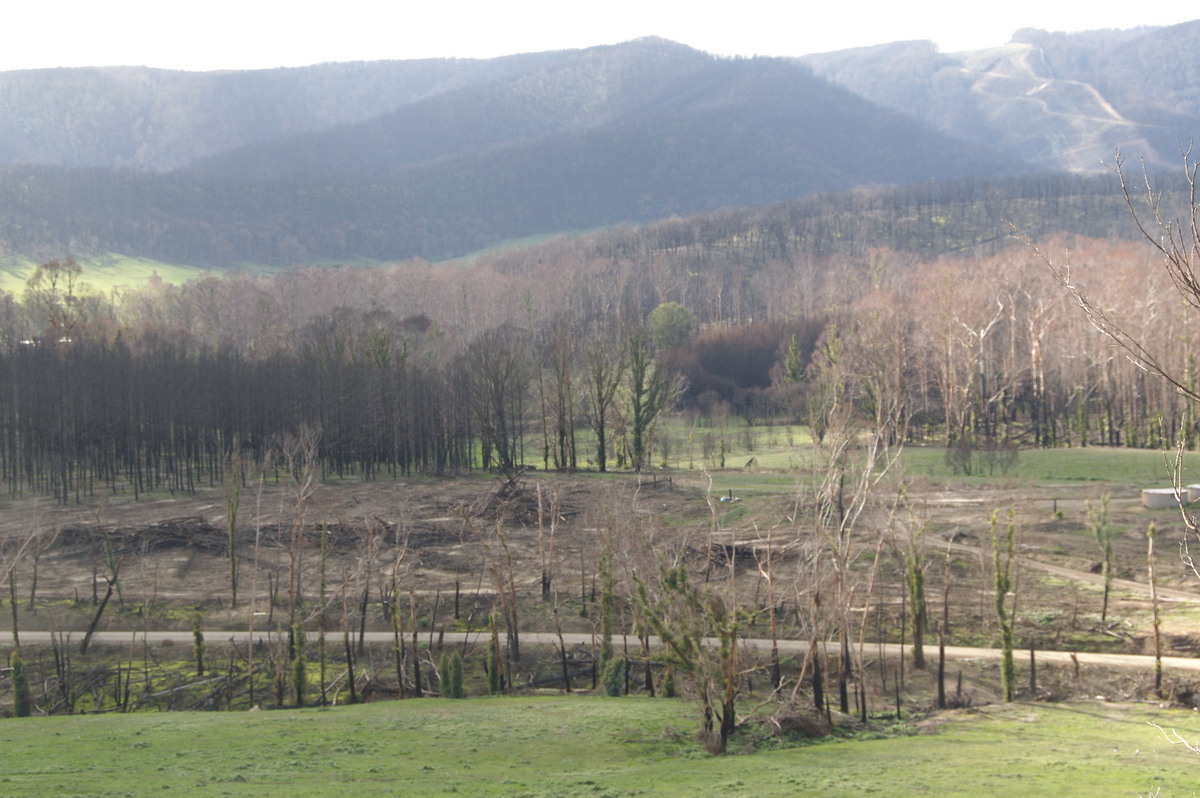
<box><xmin>0</xmin><ymin>335</ymin><xmax>480</xmax><ymax>501</ymax></box>
<box><xmin>0</xmin><ymin>265</ymin><xmax>688</xmax><ymax>500</ymax></box>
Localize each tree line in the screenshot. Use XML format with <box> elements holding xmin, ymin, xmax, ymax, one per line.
<box><xmin>0</xmin><ymin>177</ymin><xmax>1193</xmax><ymax>501</ymax></box>
<box><xmin>0</xmin><ymin>258</ymin><xmax>691</xmax><ymax>501</ymax></box>
<box><xmin>0</xmin><ymin>166</ymin><xmax>1162</xmax><ymax>266</ymax></box>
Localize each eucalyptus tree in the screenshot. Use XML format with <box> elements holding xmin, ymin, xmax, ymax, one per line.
<box><xmin>23</xmin><ymin>258</ymin><xmax>90</xmax><ymax>342</ymax></box>
<box><xmin>581</xmin><ymin>336</ymin><xmax>625</xmax><ymax>472</ymax></box>
<box><xmin>624</xmin><ymin>329</ymin><xmax>683</xmax><ymax>472</ymax></box>
<box><xmin>464</xmin><ymin>326</ymin><xmax>529</xmax><ymax>471</ymax></box>
<box><xmin>804</xmin><ymin>318</ymin><xmax>905</xmax><ymax>714</ymax></box>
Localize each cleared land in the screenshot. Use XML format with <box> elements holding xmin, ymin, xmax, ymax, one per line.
<box><xmin>4</xmin><ymin>437</ymin><xmax>1200</xmax><ymax>793</ymax></box>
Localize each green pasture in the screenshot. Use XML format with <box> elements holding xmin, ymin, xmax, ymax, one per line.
<box><xmin>553</xmin><ymin>418</ymin><xmax>811</xmax><ymax>474</ymax></box>
<box><xmin>0</xmin><ymin>254</ymin><xmax>435</xmax><ymax>295</ymax></box>
<box><xmin>624</xmin><ymin>415</ymin><xmax>1200</xmax><ymax>488</ymax></box>
<box><xmin>0</xmin><ymin>255</ymin><xmax>214</xmax><ymax>294</ymax></box>
<box><xmin>900</xmin><ymin>443</ymin><xmax>1198</xmax><ymax>486</ymax></box>
<box><xmin>0</xmin><ymin>696</ymin><xmax>1197</xmax><ymax>797</ymax></box>
<box><xmin>0</xmin><ymin>248</ymin><xmax>546</xmax><ymax>296</ymax></box>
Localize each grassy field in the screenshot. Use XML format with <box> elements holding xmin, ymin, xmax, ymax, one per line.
<box><xmin>0</xmin><ymin>246</ymin><xmax>533</xmax><ymax>295</ymax></box>
<box><xmin>634</xmin><ymin>415</ymin><xmax>1200</xmax><ymax>488</ymax></box>
<box><xmin>0</xmin><ymin>255</ymin><xmax>217</xmax><ymax>294</ymax></box>
<box><xmin>899</xmin><ymin>443</ymin><xmax>1200</xmax><ymax>486</ymax></box>
<box><xmin>0</xmin><ymin>695</ymin><xmax>1197</xmax><ymax>797</ymax></box>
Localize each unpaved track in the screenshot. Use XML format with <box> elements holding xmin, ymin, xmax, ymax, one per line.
<box><xmin>7</xmin><ymin>629</ymin><xmax>1198</xmax><ymax>673</ymax></box>
<box><xmin>946</xmin><ymin>540</ymin><xmax>1200</xmax><ymax>604</ymax></box>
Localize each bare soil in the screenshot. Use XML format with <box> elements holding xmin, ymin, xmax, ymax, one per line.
<box><xmin>2</xmin><ymin>471</ymin><xmax>1198</xmax><ymax>665</ymax></box>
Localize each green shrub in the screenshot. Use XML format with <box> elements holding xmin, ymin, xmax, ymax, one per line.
<box><xmin>293</xmin><ymin>622</ymin><xmax>307</xmax><ymax>707</ymax></box>
<box><xmin>11</xmin><ymin>651</ymin><xmax>31</xmax><ymax>717</ymax></box>
<box><xmin>661</xmin><ymin>669</ymin><xmax>677</xmax><ymax>698</ymax></box>
<box><xmin>447</xmin><ymin>652</ymin><xmax>465</xmax><ymax>699</ymax></box>
<box><xmin>192</xmin><ymin>616</ymin><xmax>205</xmax><ymax>676</ymax></box>
<box><xmin>487</xmin><ymin>647</ymin><xmax>501</xmax><ymax>695</ymax></box>
<box><xmin>602</xmin><ymin>657</ymin><xmax>625</xmax><ymax>697</ymax></box>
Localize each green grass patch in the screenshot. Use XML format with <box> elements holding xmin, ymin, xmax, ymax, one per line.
<box><xmin>0</xmin><ymin>697</ymin><xmax>1197</xmax><ymax>796</ymax></box>
<box><xmin>901</xmin><ymin>444</ymin><xmax>1198</xmax><ymax>486</ymax></box>
<box><xmin>0</xmin><ymin>254</ymin><xmax>217</xmax><ymax>294</ymax></box>
<box><xmin>625</xmin><ymin>415</ymin><xmax>1197</xmax><ymax>489</ymax></box>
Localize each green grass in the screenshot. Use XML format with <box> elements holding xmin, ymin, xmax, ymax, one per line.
<box><xmin>0</xmin><ymin>255</ymin><xmax>218</xmax><ymax>294</ymax></box>
<box><xmin>901</xmin><ymin>444</ymin><xmax>1199</xmax><ymax>486</ymax></box>
<box><xmin>0</xmin><ymin>696</ymin><xmax>1197</xmax><ymax>796</ymax></box>
<box><xmin>642</xmin><ymin>415</ymin><xmax>1197</xmax><ymax>488</ymax></box>
<box><xmin>0</xmin><ymin>245</ymin><xmax>575</xmax><ymax>296</ymax></box>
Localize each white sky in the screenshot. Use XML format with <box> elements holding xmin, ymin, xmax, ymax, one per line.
<box><xmin>5</xmin><ymin>1</ymin><xmax>1198</xmax><ymax>72</ymax></box>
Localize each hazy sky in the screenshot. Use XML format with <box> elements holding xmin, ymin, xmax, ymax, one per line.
<box><xmin>6</xmin><ymin>1</ymin><xmax>1198</xmax><ymax>72</ymax></box>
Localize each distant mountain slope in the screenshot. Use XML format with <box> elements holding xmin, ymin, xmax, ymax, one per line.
<box><xmin>187</xmin><ymin>41</ymin><xmax>1017</xmax><ymax>198</ymax></box>
<box><xmin>184</xmin><ymin>39</ymin><xmax>715</xmax><ymax>177</ymax></box>
<box><xmin>801</xmin><ymin>20</ymin><xmax>1200</xmax><ymax>172</ymax></box>
<box><xmin>0</xmin><ymin>54</ymin><xmax>556</xmax><ymax>171</ymax></box>
<box><xmin>5</xmin><ymin>25</ymin><xmax>1199</xmax><ymax>269</ymax></box>
<box><xmin>0</xmin><ymin>41</ymin><xmax>1018</xmax><ymax>266</ymax></box>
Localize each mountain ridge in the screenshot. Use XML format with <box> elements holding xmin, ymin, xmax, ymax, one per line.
<box><xmin>800</xmin><ymin>20</ymin><xmax>1200</xmax><ymax>172</ymax></box>
<box><xmin>1</xmin><ymin>25</ymin><xmax>1197</xmax><ymax>268</ymax></box>
<box><xmin>0</xmin><ymin>39</ymin><xmax>1017</xmax><ymax>266</ymax></box>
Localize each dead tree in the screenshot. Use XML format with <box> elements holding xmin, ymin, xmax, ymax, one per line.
<box><xmin>80</xmin><ymin>537</ymin><xmax>124</xmax><ymax>655</ymax></box>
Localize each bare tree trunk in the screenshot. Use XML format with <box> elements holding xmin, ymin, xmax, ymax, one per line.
<box><xmin>938</xmin><ymin>540</ymin><xmax>951</xmax><ymax>709</ymax></box>
<box><xmin>81</xmin><ymin>556</ymin><xmax>122</xmax><ymax>655</ymax></box>
<box><xmin>1029</xmin><ymin>648</ymin><xmax>1037</xmax><ymax>695</ymax></box>
<box><xmin>343</xmin><ymin>627</ymin><xmax>358</xmax><ymax>705</ymax></box>
<box><xmin>410</xmin><ymin>585</ymin><xmax>423</xmax><ymax>697</ymax></box>
<box><xmin>28</xmin><ymin>551</ymin><xmax>40</xmax><ymax>611</ymax></box>
<box><xmin>811</xmin><ymin>637</ymin><xmax>825</xmax><ymax>715</ymax></box>
<box><xmin>392</xmin><ymin>573</ymin><xmax>406</xmax><ymax>699</ymax></box>
<box><xmin>1148</xmin><ymin>521</ymin><xmax>1164</xmax><ymax>696</ymax></box>
<box><xmin>225</xmin><ymin>445</ymin><xmax>242</xmax><ymax>608</ymax></box>
<box><xmin>8</xmin><ymin>567</ymin><xmax>19</xmax><ymax>649</ymax></box>
<box><xmin>937</xmin><ymin>624</ymin><xmax>946</xmax><ymax>710</ymax></box>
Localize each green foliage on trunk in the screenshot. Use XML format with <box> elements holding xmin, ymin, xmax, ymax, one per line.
<box><xmin>903</xmin><ymin>524</ymin><xmax>927</xmax><ymax>671</ymax></box>
<box><xmin>192</xmin><ymin>616</ymin><xmax>205</xmax><ymax>676</ymax></box>
<box><xmin>625</xmin><ymin>330</ymin><xmax>680</xmax><ymax>472</ymax></box>
<box><xmin>1086</xmin><ymin>495</ymin><xmax>1115</xmax><ymax>624</ymax></box>
<box><xmin>438</xmin><ymin>650</ymin><xmax>466</xmax><ymax>698</ymax></box>
<box><xmin>991</xmin><ymin>509</ymin><xmax>1017</xmax><ymax>702</ymax></box>
<box><xmin>447</xmin><ymin>651</ymin><xmax>465</xmax><ymax>699</ymax></box>
<box><xmin>11</xmin><ymin>651</ymin><xmax>31</xmax><ymax>717</ymax></box>
<box><xmin>660</xmin><ymin>668</ymin><xmax>677</xmax><ymax>698</ymax></box>
<box><xmin>292</xmin><ymin>622</ymin><xmax>307</xmax><ymax>707</ymax></box>
<box><xmin>632</xmin><ymin>564</ymin><xmax>747</xmax><ymax>752</ymax></box>
<box><xmin>598</xmin><ymin>547</ymin><xmax>615</xmax><ymax>675</ymax></box>
<box><xmin>487</xmin><ymin>611</ymin><xmax>502</xmax><ymax>695</ymax></box>
<box><xmin>602</xmin><ymin>657</ymin><xmax>625</xmax><ymax>697</ymax></box>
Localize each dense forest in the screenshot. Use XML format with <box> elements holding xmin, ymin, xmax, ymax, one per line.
<box><xmin>0</xmin><ymin>171</ymin><xmax>1194</xmax><ymax>503</ymax></box>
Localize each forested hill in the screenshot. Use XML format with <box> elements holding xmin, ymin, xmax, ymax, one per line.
<box><xmin>0</xmin><ymin>54</ymin><xmax>560</xmax><ymax>171</ymax></box>
<box><xmin>1</xmin><ymin>24</ymin><xmax>1198</xmax><ymax>268</ymax></box>
<box><xmin>0</xmin><ymin>39</ymin><xmax>1015</xmax><ymax>267</ymax></box>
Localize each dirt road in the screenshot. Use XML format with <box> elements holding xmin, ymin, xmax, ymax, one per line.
<box><xmin>6</xmin><ymin>629</ymin><xmax>1196</xmax><ymax>673</ymax></box>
